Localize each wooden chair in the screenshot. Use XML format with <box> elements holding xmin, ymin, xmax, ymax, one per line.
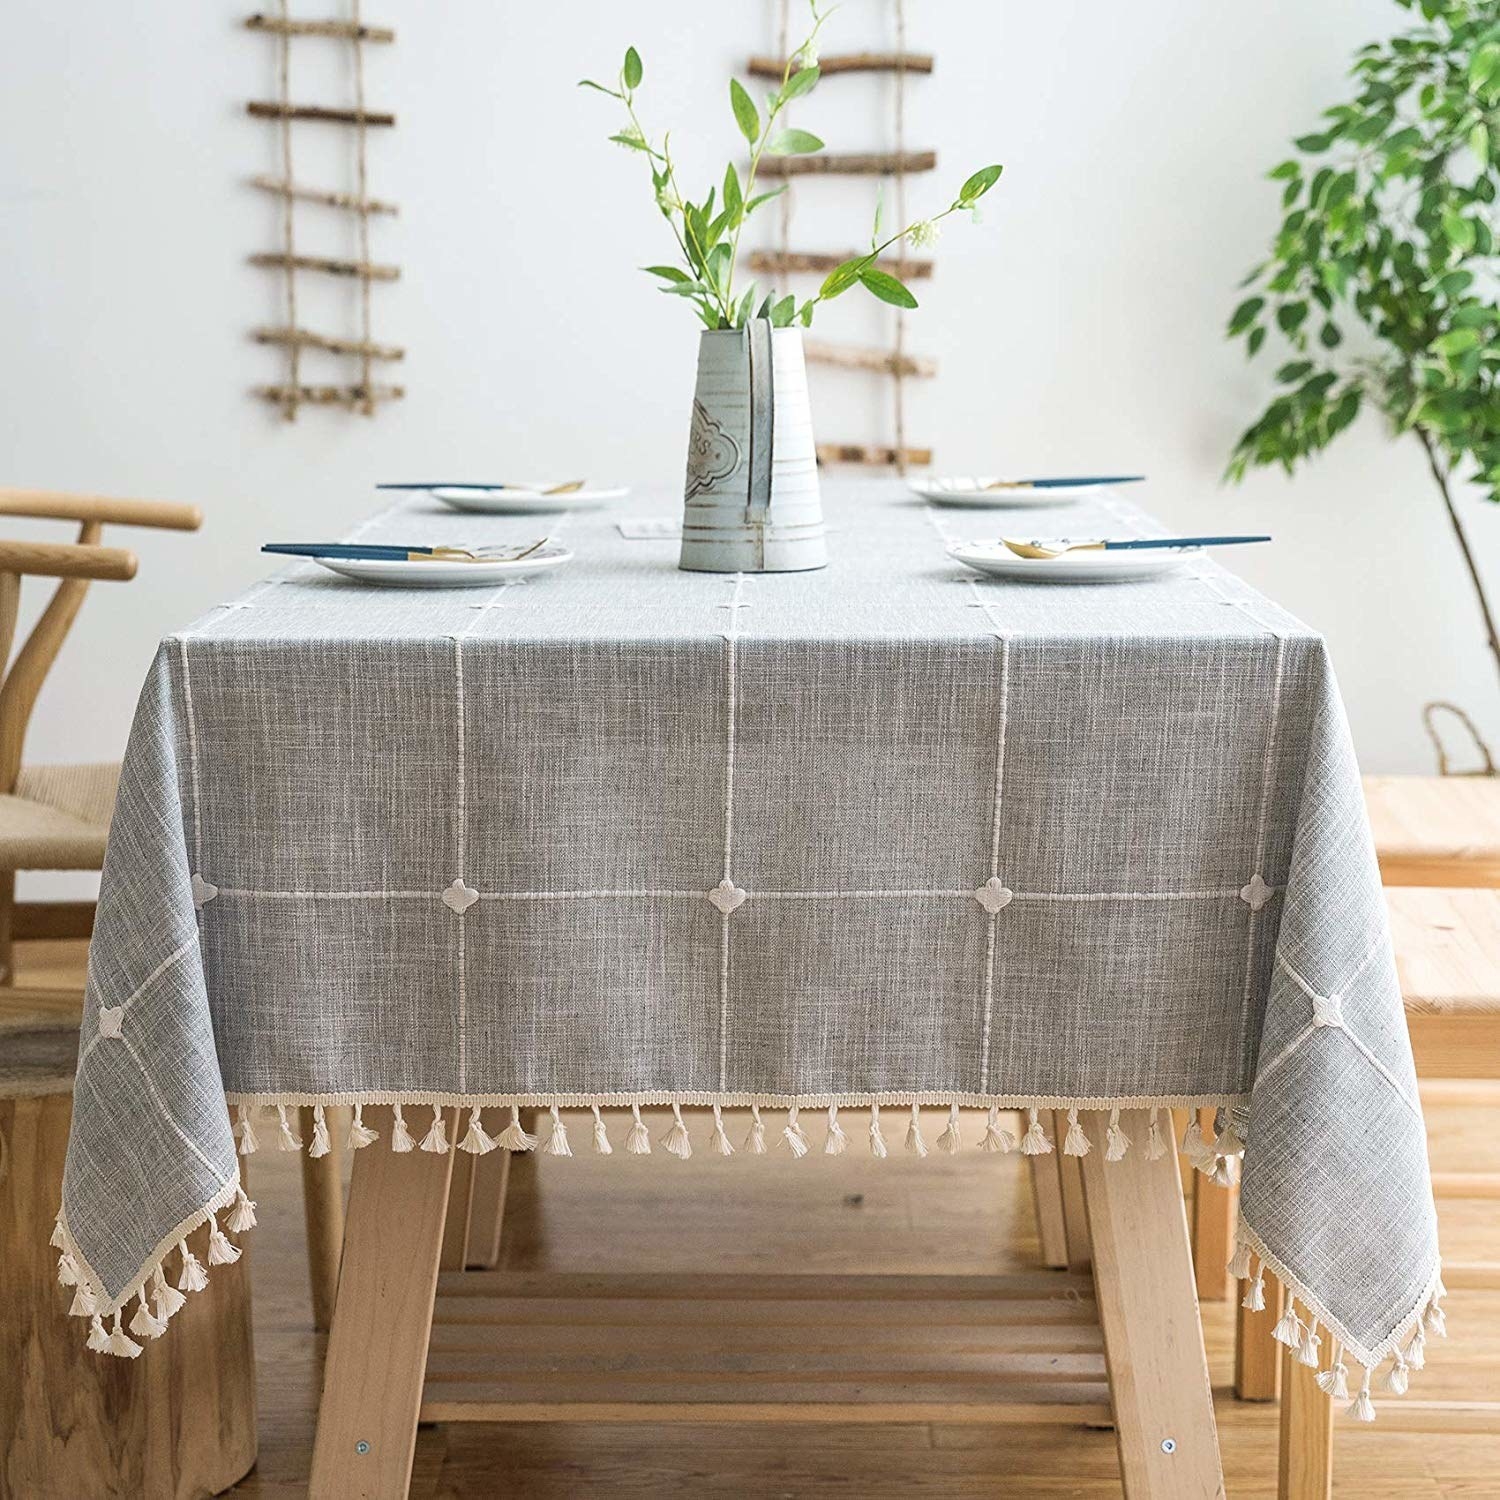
<box><xmin>0</xmin><ymin>489</ymin><xmax>347</xmax><ymax>1330</ymax></box>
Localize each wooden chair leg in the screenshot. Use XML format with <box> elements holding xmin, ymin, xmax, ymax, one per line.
<box><xmin>465</xmin><ymin>1148</ymin><xmax>512</xmax><ymax>1270</ymax></box>
<box><xmin>308</xmin><ymin>1106</ymin><xmax>456</xmax><ymax>1500</ymax></box>
<box><xmin>1278</xmin><ymin>1341</ymin><xmax>1333</xmax><ymax>1500</ymax></box>
<box><xmin>300</xmin><ymin>1104</ymin><xmax>346</xmax><ymax>1333</ymax></box>
<box><xmin>1235</xmin><ymin>1275</ymin><xmax>1284</xmax><ymax>1401</ymax></box>
<box><xmin>440</xmin><ymin>1144</ymin><xmax>477</xmax><ymax>1272</ymax></box>
<box><xmin>1028</xmin><ymin>1149</ymin><xmax>1070</xmax><ymax>1268</ymax></box>
<box><xmin>1053</xmin><ymin>1110</ymin><xmax>1092</xmax><ymax>1271</ymax></box>
<box><xmin>1192</xmin><ymin>1109</ymin><xmax>1234</xmax><ymax>1303</ymax></box>
<box><xmin>1080</xmin><ymin>1109</ymin><xmax>1224</xmax><ymax>1500</ymax></box>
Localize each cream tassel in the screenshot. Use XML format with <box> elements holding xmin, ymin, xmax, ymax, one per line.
<box><xmin>868</xmin><ymin>1103</ymin><xmax>889</xmax><ymax>1158</ymax></box>
<box><xmin>275</xmin><ymin>1104</ymin><xmax>303</xmax><ymax>1152</ymax></box>
<box><xmin>1272</xmin><ymin>1297</ymin><xmax>1302</xmax><ymax>1349</ymax></box>
<box><xmin>904</xmin><ymin>1103</ymin><xmax>929</xmax><ymax>1158</ymax></box>
<box><xmin>1424</xmin><ymin>1299</ymin><xmax>1447</xmax><ymax>1338</ymax></box>
<box><xmin>1347</xmin><ymin>1365</ymin><xmax>1376</xmax><ymax>1422</ymax></box>
<box><xmin>227</xmin><ymin>1186</ymin><xmax>258</xmax><ymax>1234</ymax></box>
<box><xmin>1383</xmin><ymin>1354</ymin><xmax>1409</xmax><ymax>1395</ymax></box>
<box><xmin>1227</xmin><ymin>1241</ymin><xmax>1253</xmax><ymax>1282</ymax></box>
<box><xmin>153</xmin><ymin>1263</ymin><xmax>186</xmax><ymax>1320</ymax></box>
<box><xmin>661</xmin><ymin>1103</ymin><xmax>692</xmax><ymax>1159</ymax></box>
<box><xmin>87</xmin><ymin>1313</ymin><xmax>110</xmax><ymax>1352</ymax></box>
<box><xmin>129</xmin><ymin>1288</ymin><xmax>167</xmax><ymax>1340</ymax></box>
<box><xmin>69</xmin><ymin>1283</ymin><xmax>99</xmax><ymax>1317</ymax></box>
<box><xmin>308</xmin><ymin>1104</ymin><xmax>331</xmax><ymax>1158</ymax></box>
<box><xmin>1145</xmin><ymin>1106</ymin><xmax>1167</xmax><ymax>1161</ymax></box>
<box><xmin>1063</xmin><ymin>1106</ymin><xmax>1091</xmax><ymax>1157</ymax></box>
<box><xmin>1181</xmin><ymin>1117</ymin><xmax>1216</xmax><ymax>1174</ymax></box>
<box><xmin>936</xmin><ymin>1103</ymin><xmax>962</xmax><ymax>1155</ymax></box>
<box><xmin>1216</xmin><ymin>1117</ymin><xmax>1245</xmax><ymax>1157</ymax></box>
<box><xmin>56</xmin><ymin>1252</ymin><xmax>79</xmax><ymax>1287</ymax></box>
<box><xmin>1104</xmin><ymin>1106</ymin><xmax>1130</xmax><ymax>1161</ymax></box>
<box><xmin>1020</xmin><ymin>1108</ymin><xmax>1052</xmax><ymax>1156</ymax></box>
<box><xmin>235</xmin><ymin>1104</ymin><xmax>259</xmax><ymax>1155</ymax></box>
<box><xmin>1405</xmin><ymin>1326</ymin><xmax>1426</xmax><ymax>1371</ymax></box>
<box><xmin>1298</xmin><ymin>1316</ymin><xmax>1322</xmax><ymax>1369</ymax></box>
<box><xmin>50</xmin><ymin>1219</ymin><xmax>67</xmax><ymax>1250</ymax></box>
<box><xmin>207</xmin><ymin>1215</ymin><xmax>241</xmax><ymax>1266</ymax></box>
<box><xmin>348</xmin><ymin>1104</ymin><xmax>379</xmax><ymax>1149</ymax></box>
<box><xmin>177</xmin><ymin>1239</ymin><xmax>208</xmax><ymax>1293</ymax></box>
<box><xmin>823</xmin><ymin>1103</ymin><xmax>847</xmax><ymax>1155</ymax></box>
<box><xmin>710</xmin><ymin>1103</ymin><xmax>734</xmax><ymax>1156</ymax></box>
<box><xmin>107</xmin><ymin>1309</ymin><xmax>142</xmax><ymax>1359</ymax></box>
<box><xmin>591</xmin><ymin>1103</ymin><xmax>614</xmax><ymax>1155</ymax></box>
<box><xmin>626</xmin><ymin>1103</ymin><xmax>652</xmax><ymax>1155</ymax></box>
<box><xmin>744</xmin><ymin>1104</ymin><xmax>767</xmax><ymax>1155</ymax></box>
<box><xmin>419</xmin><ymin>1106</ymin><xmax>449</xmax><ymax>1154</ymax></box>
<box><xmin>390</xmin><ymin>1103</ymin><xmax>415</xmax><ymax>1152</ymax></box>
<box><xmin>781</xmin><ymin>1104</ymin><xmax>809</xmax><ymax>1158</ymax></box>
<box><xmin>497</xmin><ymin>1105</ymin><xmax>539</xmax><ymax>1152</ymax></box>
<box><xmin>1241</xmin><ymin>1259</ymin><xmax>1266</xmax><ymax>1313</ymax></box>
<box><xmin>1316</xmin><ymin>1341</ymin><xmax>1349</xmax><ymax>1399</ymax></box>
<box><xmin>458</xmin><ymin>1107</ymin><xmax>497</xmax><ymax>1155</ymax></box>
<box><xmin>544</xmin><ymin>1103</ymin><xmax>574</xmax><ymax>1157</ymax></box>
<box><xmin>981</xmin><ymin>1105</ymin><xmax>1016</xmax><ymax>1153</ymax></box>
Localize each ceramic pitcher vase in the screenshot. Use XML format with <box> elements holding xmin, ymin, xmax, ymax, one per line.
<box><xmin>680</xmin><ymin>324</ymin><xmax>827</xmax><ymax>573</ymax></box>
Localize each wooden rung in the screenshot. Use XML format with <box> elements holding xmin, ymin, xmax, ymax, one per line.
<box><xmin>804</xmin><ymin>340</ymin><xmax>936</xmax><ymax>378</ymax></box>
<box><xmin>817</xmin><ymin>443</ymin><xmax>933</xmax><ymax>467</ymax></box>
<box><xmin>420</xmin><ymin>1398</ymin><xmax>1115</xmax><ymax>1426</ymax></box>
<box><xmin>1353</xmin><ymin>1401</ymin><xmax>1500</xmax><ymax>1435</ymax></box>
<box><xmin>253</xmin><ymin>327</ymin><xmax>405</xmax><ymax>360</ymax></box>
<box><xmin>748</xmin><ymin>250</ymin><xmax>932</xmax><ymax>280</ymax></box>
<box><xmin>248</xmin><ymin>252</ymin><xmax>399</xmax><ymax>280</ymax></box>
<box><xmin>759</xmin><ymin>151</ymin><xmax>935</xmax><ymax>177</ymax></box>
<box><xmin>427</xmin><ymin>1351</ymin><xmax>1106</xmax><ymax>1381</ymax></box>
<box><xmin>254</xmin><ymin>384</ymin><xmax>404</xmax><ymax>407</ymax></box>
<box><xmin>249</xmin><ymin>175</ymin><xmax>398</xmax><ymax>215</ymax></box>
<box><xmin>244</xmin><ymin>15</ymin><xmax>395</xmax><ymax>43</ymax></box>
<box><xmin>1440</xmin><ymin>1261</ymin><xmax>1500</xmax><ymax>1289</ymax></box>
<box><xmin>246</xmin><ymin>102</ymin><xmax>395</xmax><ymax>127</ymax></box>
<box><xmin>746</xmin><ymin>52</ymin><xmax>934</xmax><ymax>77</ymax></box>
<box><xmin>1432</xmin><ymin>1170</ymin><xmax>1500</xmax><ymax>1198</ymax></box>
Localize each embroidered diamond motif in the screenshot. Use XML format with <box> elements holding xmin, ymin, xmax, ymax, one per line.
<box><xmin>97</xmin><ymin>1005</ymin><xmax>125</xmax><ymax>1040</ymax></box>
<box><xmin>974</xmin><ymin>877</ymin><xmax>1013</xmax><ymax>914</ymax></box>
<box><xmin>190</xmin><ymin>873</ymin><xmax>218</xmax><ymax>909</ymax></box>
<box><xmin>707</xmin><ymin>880</ymin><xmax>747</xmax><ymax>914</ymax></box>
<box><xmin>1240</xmin><ymin>873</ymin><xmax>1274</xmax><ymax>912</ymax></box>
<box><xmin>1312</xmin><ymin>991</ymin><xmax>1344</xmax><ymax>1029</ymax></box>
<box><xmin>442</xmin><ymin>879</ymin><xmax>479</xmax><ymax>914</ymax></box>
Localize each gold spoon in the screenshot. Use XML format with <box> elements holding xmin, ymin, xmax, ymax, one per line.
<box><xmin>1001</xmin><ymin>534</ymin><xmax>1270</xmax><ymax>560</ymax></box>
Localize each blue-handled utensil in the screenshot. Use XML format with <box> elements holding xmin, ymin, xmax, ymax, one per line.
<box><xmin>263</xmin><ymin>540</ymin><xmax>549</xmax><ymax>563</ymax></box>
<box><xmin>983</xmin><ymin>475</ymin><xmax>1145</xmax><ymax>490</ymax></box>
<box><xmin>374</xmin><ymin>480</ymin><xmax>584</xmax><ymax>493</ymax></box>
<box><xmin>1002</xmin><ymin>534</ymin><xmax>1270</xmax><ymax>559</ymax></box>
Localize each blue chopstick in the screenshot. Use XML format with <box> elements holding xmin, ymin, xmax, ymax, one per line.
<box><xmin>1102</xmin><ymin>535</ymin><xmax>1270</xmax><ymax>551</ymax></box>
<box><xmin>263</xmin><ymin>543</ymin><xmax>441</xmax><ymax>560</ymax></box>
<box><xmin>1002</xmin><ymin>475</ymin><xmax>1145</xmax><ymax>488</ymax></box>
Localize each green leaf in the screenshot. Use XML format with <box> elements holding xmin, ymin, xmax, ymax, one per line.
<box><xmin>743</xmin><ymin>186</ymin><xmax>787</xmax><ymax>215</ymax></box>
<box><xmin>780</xmin><ymin>64</ymin><xmax>820</xmax><ymax>102</ymax></box>
<box><xmin>770</xmin><ymin>294</ymin><xmax>797</xmax><ymax>327</ymax></box>
<box><xmin>959</xmin><ymin>164</ymin><xmax>1004</xmax><ymax>203</ymax></box>
<box><xmin>1434</xmin><ymin>327</ymin><xmax>1482</xmax><ymax>355</ymax></box>
<box><xmin>1267</xmin><ymin>160</ymin><xmax>1300</xmax><ymax>181</ymax></box>
<box><xmin>609</xmin><ymin>132</ymin><xmax>651</xmax><ymax>153</ymax></box>
<box><xmin>723</xmin><ymin>164</ymin><xmax>742</xmax><ymax>220</ymax></box>
<box><xmin>1293</xmin><ymin>132</ymin><xmax>1333</xmax><ymax>153</ymax></box>
<box><xmin>1473</xmin><ymin>122</ymin><xmax>1492</xmax><ymax>166</ymax></box>
<box><xmin>1276</xmin><ymin>301</ymin><xmax>1308</xmax><ymax>336</ymax></box>
<box><xmin>706</xmin><ymin>243</ymin><xmax>732</xmax><ymax>295</ymax></box>
<box><xmin>1277</xmin><ymin>360</ymin><xmax>1314</xmax><ymax>383</ymax></box>
<box><xmin>857</xmin><ymin>267</ymin><xmax>918</xmax><ymax>309</ymax></box>
<box><xmin>818</xmin><ymin>257</ymin><xmax>866</xmax><ymax>300</ymax></box>
<box><xmin>730</xmin><ymin>78</ymin><xmax>760</xmax><ymax>144</ymax></box>
<box><xmin>1320</xmin><ymin>321</ymin><xmax>1342</xmax><ymax>349</ymax></box>
<box><xmin>1470</xmin><ymin>42</ymin><xmax>1500</xmax><ymax>91</ymax></box>
<box><xmin>622</xmin><ymin>47</ymin><xmax>643</xmax><ymax>90</ymax></box>
<box><xmin>578</xmin><ymin>79</ymin><xmax>622</xmax><ymax>98</ymax></box>
<box><xmin>1228</xmin><ymin>296</ymin><xmax>1265</xmax><ymax>335</ymax></box>
<box><xmin>766</xmin><ymin>128</ymin><xmax>824</xmax><ymax>155</ymax></box>
<box><xmin>1247</xmin><ymin>326</ymin><xmax>1267</xmax><ymax>357</ymax></box>
<box><xmin>734</xmin><ymin>284</ymin><xmax>759</xmax><ymax>327</ymax></box>
<box><xmin>798</xmin><ymin>299</ymin><xmax>815</xmax><ymax>327</ymax></box>
<box><xmin>644</xmin><ymin>265</ymin><xmax>690</xmax><ymax>283</ymax></box>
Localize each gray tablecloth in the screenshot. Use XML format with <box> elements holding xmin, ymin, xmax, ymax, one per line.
<box><xmin>54</xmin><ymin>481</ymin><xmax>1441</xmax><ymax>1403</ymax></box>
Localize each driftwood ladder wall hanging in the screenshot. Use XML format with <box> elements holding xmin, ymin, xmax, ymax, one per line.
<box><xmin>245</xmin><ymin>5</ymin><xmax>403</xmax><ymax>418</ymax></box>
<box><xmin>751</xmin><ymin>0</ymin><xmax>934</xmax><ymax>471</ymax></box>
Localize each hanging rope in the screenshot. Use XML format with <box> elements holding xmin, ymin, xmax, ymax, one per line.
<box><xmin>891</xmin><ymin>0</ymin><xmax>910</xmax><ymax>474</ymax></box>
<box><xmin>349</xmin><ymin>0</ymin><xmax>375</xmax><ymax>415</ymax></box>
<box><xmin>1422</xmin><ymin>700</ymin><xmax>1497</xmax><ymax>776</ymax></box>
<box><xmin>776</xmin><ymin>0</ymin><xmax>793</xmax><ymax>268</ymax></box>
<box><xmin>275</xmin><ymin>0</ymin><xmax>300</xmax><ymax>420</ymax></box>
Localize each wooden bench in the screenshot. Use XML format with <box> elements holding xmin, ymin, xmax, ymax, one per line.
<box><xmin>1364</xmin><ymin>774</ymin><xmax>1500</xmax><ymax>887</ymax></box>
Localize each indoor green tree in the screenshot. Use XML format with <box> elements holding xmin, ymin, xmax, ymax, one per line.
<box><xmin>1227</xmin><ymin>0</ymin><xmax>1500</xmax><ymax>747</ymax></box>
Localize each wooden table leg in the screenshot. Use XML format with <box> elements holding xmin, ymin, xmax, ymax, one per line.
<box><xmin>1028</xmin><ymin>1151</ymin><xmax>1070</xmax><ymax>1269</ymax></box>
<box><xmin>1080</xmin><ymin>1109</ymin><xmax>1225</xmax><ymax>1500</ymax></box>
<box><xmin>1236</xmin><ymin>1277</ymin><xmax>1284</xmax><ymax>1401</ymax></box>
<box><xmin>1192</xmin><ymin>1109</ymin><xmax>1233</xmax><ymax>1303</ymax></box>
<box><xmin>1053</xmin><ymin>1110</ymin><xmax>1092</xmax><ymax>1272</ymax></box>
<box><xmin>301</xmin><ymin>1104</ymin><xmax>347</xmax><ymax>1333</ymax></box>
<box><xmin>1278</xmin><ymin>1341</ymin><xmax>1333</xmax><ymax>1500</ymax></box>
<box><xmin>465</xmin><ymin>1148</ymin><xmax>512</xmax><ymax>1270</ymax></box>
<box><xmin>309</xmin><ymin>1106</ymin><xmax>457</xmax><ymax>1500</ymax></box>
<box><xmin>440</xmin><ymin>1145</ymin><xmax>477</xmax><ymax>1272</ymax></box>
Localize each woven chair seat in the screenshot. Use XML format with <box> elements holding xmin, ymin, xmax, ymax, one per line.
<box><xmin>0</xmin><ymin>1020</ymin><xmax>78</xmax><ymax>1097</ymax></box>
<box><xmin>1389</xmin><ymin>888</ymin><xmax>1500</xmax><ymax>1016</ymax></box>
<box><xmin>0</xmin><ymin>762</ymin><xmax>118</xmax><ymax>871</ymax></box>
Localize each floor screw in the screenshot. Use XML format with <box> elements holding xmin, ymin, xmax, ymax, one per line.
<box><xmin>1161</xmin><ymin>1438</ymin><xmax>1177</xmax><ymax>1454</ymax></box>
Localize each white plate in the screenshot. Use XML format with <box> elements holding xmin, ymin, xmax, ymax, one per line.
<box><xmin>313</xmin><ymin>545</ymin><xmax>573</xmax><ymax>588</ymax></box>
<box><xmin>432</xmin><ymin>485</ymin><xmax>628</xmax><ymax>514</ymax></box>
<box><xmin>948</xmin><ymin>540</ymin><xmax>1198</xmax><ymax>583</ymax></box>
<box><xmin>910</xmin><ymin>477</ymin><xmax>1103</xmax><ymax>507</ymax></box>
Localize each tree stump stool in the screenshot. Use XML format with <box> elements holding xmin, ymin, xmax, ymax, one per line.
<box><xmin>0</xmin><ymin>1021</ymin><xmax>257</xmax><ymax>1499</ymax></box>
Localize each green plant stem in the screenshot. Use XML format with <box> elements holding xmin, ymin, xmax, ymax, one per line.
<box><xmin>1415</xmin><ymin>423</ymin><xmax>1500</xmax><ymax>700</ymax></box>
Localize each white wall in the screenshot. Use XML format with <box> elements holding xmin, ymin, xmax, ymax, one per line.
<box><xmin>3</xmin><ymin>0</ymin><xmax>1498</xmax><ymax>898</ymax></box>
